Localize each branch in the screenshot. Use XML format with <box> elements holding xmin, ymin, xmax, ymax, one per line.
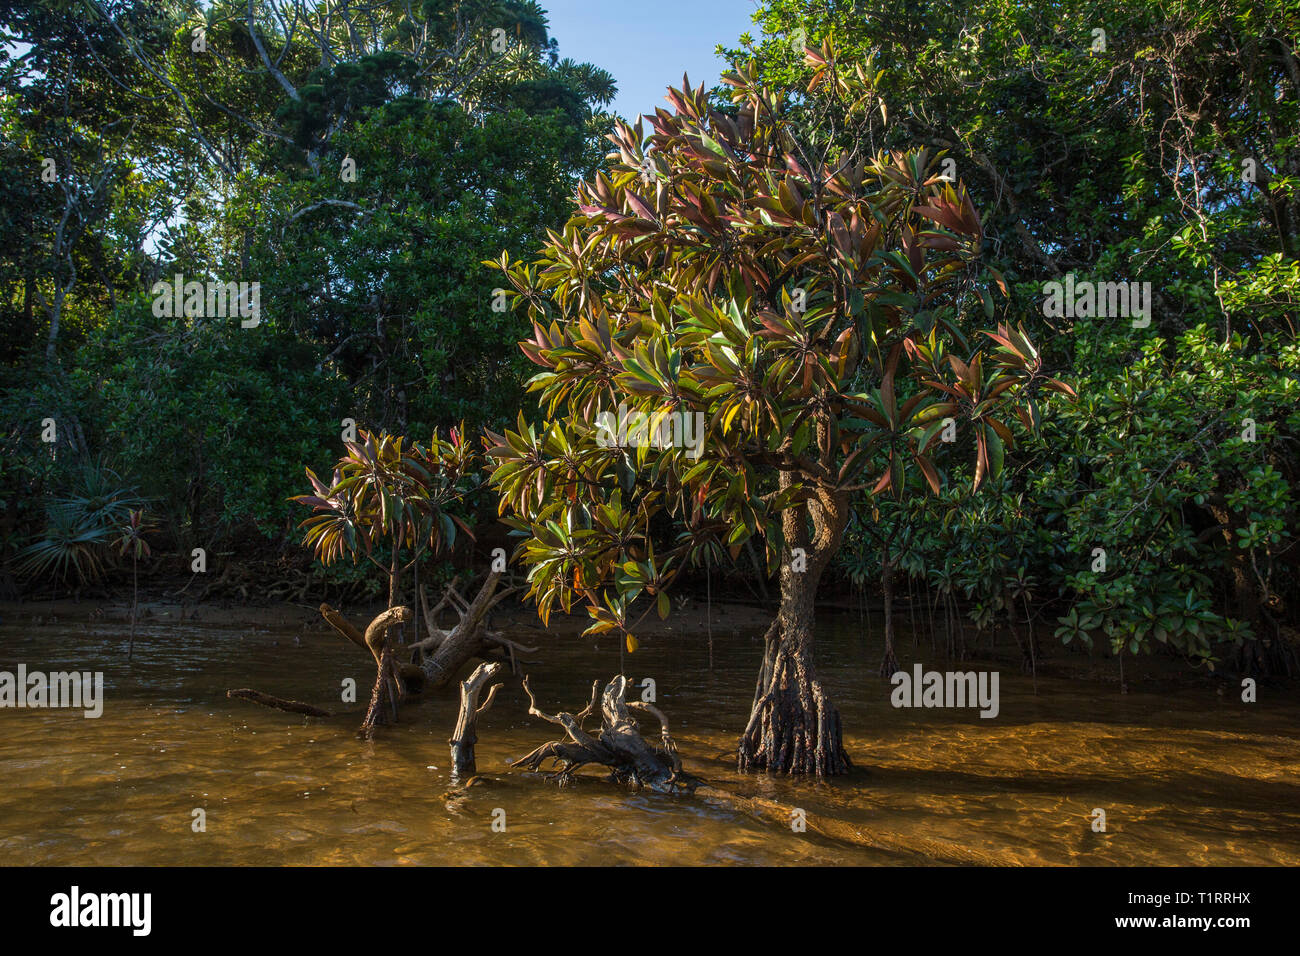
<box><xmin>247</xmin><ymin>0</ymin><xmax>300</xmax><ymax>102</ymax></box>
<box><xmin>419</xmin><ymin>575</ymin><xmax>460</xmax><ymax>633</ymax></box>
<box><xmin>227</xmin><ymin>688</ymin><xmax>331</xmax><ymax>717</ymax></box>
<box><xmin>319</xmin><ymin>603</ymin><xmax>369</xmax><ymax>654</ymax></box>
<box><xmin>364</xmin><ymin>605</ymin><xmax>411</xmax><ymax>654</ymax></box>
<box><xmin>282</xmin><ymin>200</ymin><xmax>368</xmax><ymax>236</ymax></box>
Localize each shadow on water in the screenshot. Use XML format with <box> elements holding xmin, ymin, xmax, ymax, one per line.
<box><xmin>0</xmin><ymin>607</ymin><xmax>1297</xmax><ymax>865</ymax></box>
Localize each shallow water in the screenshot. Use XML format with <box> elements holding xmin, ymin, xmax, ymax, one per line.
<box><xmin>1</xmin><ymin>608</ymin><xmax>1297</xmax><ymax>865</ymax></box>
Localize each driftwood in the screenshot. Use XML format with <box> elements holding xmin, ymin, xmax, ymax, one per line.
<box><xmin>505</xmin><ymin>673</ymin><xmax>987</xmax><ymax>860</ymax></box>
<box><xmin>448</xmin><ymin>661</ymin><xmax>504</xmax><ymax>777</ymax></box>
<box><xmin>230</xmin><ymin>572</ymin><xmax>527</xmax><ymax>736</ymax></box>
<box><xmin>510</xmin><ymin>675</ymin><xmax>694</xmax><ymax>793</ymax></box>
<box><xmin>408</xmin><ymin>571</ymin><xmax>535</xmax><ymax>686</ymax></box>
<box><xmin>226</xmin><ymin>688</ymin><xmax>332</xmax><ymax>717</ymax></box>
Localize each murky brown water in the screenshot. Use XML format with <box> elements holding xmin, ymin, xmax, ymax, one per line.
<box><xmin>1</xmin><ymin>608</ymin><xmax>1297</xmax><ymax>865</ymax></box>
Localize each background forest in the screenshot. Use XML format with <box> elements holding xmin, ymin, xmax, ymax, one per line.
<box><xmin>3</xmin><ymin>0</ymin><xmax>1298</xmax><ymax>679</ymax></box>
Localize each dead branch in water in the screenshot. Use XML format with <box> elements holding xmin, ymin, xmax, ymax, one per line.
<box><xmin>503</xmin><ymin>673</ymin><xmax>1000</xmax><ymax>862</ymax></box>
<box><xmin>510</xmin><ymin>675</ymin><xmax>692</xmax><ymax>792</ymax></box>
<box><xmin>320</xmin><ymin>603</ymin><xmax>368</xmax><ymax>654</ymax></box>
<box><xmin>226</xmin><ymin>688</ymin><xmax>332</xmax><ymax>717</ymax></box>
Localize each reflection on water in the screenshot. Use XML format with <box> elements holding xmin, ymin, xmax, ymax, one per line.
<box><xmin>0</xmin><ymin>610</ymin><xmax>1297</xmax><ymax>865</ymax></box>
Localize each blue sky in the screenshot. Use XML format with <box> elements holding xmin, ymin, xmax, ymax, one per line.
<box><xmin>540</xmin><ymin>0</ymin><xmax>763</xmax><ymax>120</ymax></box>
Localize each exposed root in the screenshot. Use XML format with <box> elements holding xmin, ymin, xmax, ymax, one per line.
<box><xmin>879</xmin><ymin>646</ymin><xmax>900</xmax><ymax>679</ymax></box>
<box><xmin>738</xmin><ymin>629</ymin><xmax>851</xmax><ymax>776</ymax></box>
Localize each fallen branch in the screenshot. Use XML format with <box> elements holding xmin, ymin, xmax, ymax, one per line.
<box><xmin>510</xmin><ymin>675</ymin><xmax>691</xmax><ymax>792</ymax></box>
<box><xmin>504</xmin><ymin>674</ymin><xmax>999</xmax><ymax>861</ymax></box>
<box><xmin>227</xmin><ymin>688</ymin><xmax>332</xmax><ymax>717</ymax></box>
<box><xmin>320</xmin><ymin>603</ymin><xmax>368</xmax><ymax>655</ymax></box>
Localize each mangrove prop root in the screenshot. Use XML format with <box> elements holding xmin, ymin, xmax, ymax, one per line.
<box><xmin>510</xmin><ymin>675</ymin><xmax>692</xmax><ymax>793</ymax></box>
<box><xmin>449</xmin><ymin>661</ymin><xmax>504</xmax><ymax>778</ymax></box>
<box><xmin>738</xmin><ymin>627</ymin><xmax>851</xmax><ymax>776</ymax></box>
<box><xmin>226</xmin><ymin>688</ymin><xmax>332</xmax><ymax>717</ymax></box>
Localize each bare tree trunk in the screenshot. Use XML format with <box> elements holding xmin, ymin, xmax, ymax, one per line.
<box><xmin>45</xmin><ymin>287</ymin><xmax>64</xmax><ymax>367</ymax></box>
<box><xmin>359</xmin><ymin>606</ymin><xmax>412</xmax><ymax>732</ymax></box>
<box><xmin>926</xmin><ymin>583</ymin><xmax>938</xmax><ymax>654</ymax></box>
<box><xmin>1022</xmin><ymin>593</ymin><xmax>1038</xmax><ymax>693</ymax></box>
<box><xmin>863</xmin><ymin>583</ymin><xmax>871</xmax><ymax>639</ymax></box>
<box><xmin>411</xmin><ymin>554</ymin><xmax>420</xmax><ymax>647</ymax></box>
<box><xmin>387</xmin><ymin>547</ymin><xmax>402</xmax><ymax>644</ymax></box>
<box><xmin>706</xmin><ymin>566</ymin><xmax>713</xmax><ymax>671</ymax></box>
<box><xmin>945</xmin><ymin>593</ymin><xmax>957</xmax><ymax>658</ymax></box>
<box><xmin>363</xmin><ymin>643</ymin><xmax>400</xmax><ymax>730</ymax></box>
<box><xmin>738</xmin><ymin>570</ymin><xmax>850</xmax><ymax>776</ymax></box>
<box><xmin>908</xmin><ymin>574</ymin><xmax>918</xmax><ymax>649</ymax></box>
<box><xmin>449</xmin><ymin>662</ymin><xmax>503</xmax><ymax>778</ymax></box>
<box><xmin>1003</xmin><ymin>589</ymin><xmax>1031</xmax><ymax>676</ymax></box>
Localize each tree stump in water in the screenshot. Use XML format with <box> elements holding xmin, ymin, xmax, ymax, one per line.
<box><xmin>449</xmin><ymin>661</ymin><xmax>504</xmax><ymax>777</ymax></box>
<box><xmin>510</xmin><ymin>675</ymin><xmax>694</xmax><ymax>793</ymax></box>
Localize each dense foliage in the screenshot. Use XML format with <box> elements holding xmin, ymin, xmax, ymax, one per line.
<box><xmin>2</xmin><ymin>0</ymin><xmax>615</xmax><ymax>585</ymax></box>
<box><xmin>3</xmin><ymin>0</ymin><xmax>1297</xmax><ymax>684</ymax></box>
<box><xmin>730</xmin><ymin>0</ymin><xmax>1300</xmax><ymax>672</ymax></box>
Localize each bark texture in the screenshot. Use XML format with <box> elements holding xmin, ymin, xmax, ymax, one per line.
<box><xmin>511</xmin><ymin>675</ymin><xmax>693</xmax><ymax>793</ymax></box>
<box><xmin>449</xmin><ymin>661</ymin><xmax>504</xmax><ymax>778</ymax></box>
<box><xmin>737</xmin><ymin>475</ymin><xmax>852</xmax><ymax>776</ymax></box>
<box><xmin>408</xmin><ymin>572</ymin><xmax>534</xmax><ymax>688</ymax></box>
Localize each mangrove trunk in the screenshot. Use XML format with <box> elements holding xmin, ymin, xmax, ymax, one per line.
<box><xmin>737</xmin><ymin>483</ymin><xmax>851</xmax><ymax>776</ymax></box>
